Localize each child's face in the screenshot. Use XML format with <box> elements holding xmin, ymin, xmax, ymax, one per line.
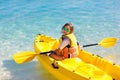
<box><xmin>61</xmin><ymin>26</ymin><xmax>70</xmax><ymax>35</ymax></box>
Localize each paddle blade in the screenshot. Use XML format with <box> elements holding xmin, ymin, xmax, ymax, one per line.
<box><xmin>13</xmin><ymin>51</ymin><xmax>37</xmax><ymax>64</ymax></box>
<box><xmin>99</xmin><ymin>37</ymin><xmax>117</xmax><ymax>48</ymax></box>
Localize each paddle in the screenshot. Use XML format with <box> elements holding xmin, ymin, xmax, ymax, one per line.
<box><xmin>13</xmin><ymin>51</ymin><xmax>52</xmax><ymax>64</ymax></box>
<box><xmin>83</xmin><ymin>37</ymin><xmax>117</xmax><ymax>48</ymax></box>
<box><xmin>13</xmin><ymin>37</ymin><xmax>117</xmax><ymax>64</ymax></box>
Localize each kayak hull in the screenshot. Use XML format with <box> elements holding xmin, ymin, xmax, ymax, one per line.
<box><xmin>36</xmin><ymin>54</ymin><xmax>112</xmax><ymax>80</ymax></box>
<box><xmin>34</xmin><ymin>34</ymin><xmax>120</xmax><ymax>80</ymax></box>
<box><xmin>78</xmin><ymin>50</ymin><xmax>120</xmax><ymax>80</ymax></box>
<box><xmin>36</xmin><ymin>55</ymin><xmax>89</xmax><ymax>80</ymax></box>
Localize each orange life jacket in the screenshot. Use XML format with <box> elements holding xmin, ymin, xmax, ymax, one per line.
<box><xmin>59</xmin><ymin>33</ymin><xmax>78</xmax><ymax>58</ymax></box>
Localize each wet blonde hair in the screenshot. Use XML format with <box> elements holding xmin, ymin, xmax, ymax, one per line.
<box><xmin>62</xmin><ymin>23</ymin><xmax>74</xmax><ymax>34</ymax></box>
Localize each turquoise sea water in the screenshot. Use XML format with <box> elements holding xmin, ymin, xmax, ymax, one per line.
<box><xmin>0</xmin><ymin>0</ymin><xmax>120</xmax><ymax>80</ymax></box>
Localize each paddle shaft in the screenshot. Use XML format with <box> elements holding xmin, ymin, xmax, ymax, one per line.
<box><xmin>40</xmin><ymin>51</ymin><xmax>52</xmax><ymax>54</ymax></box>
<box><xmin>40</xmin><ymin>43</ymin><xmax>98</xmax><ymax>55</ymax></box>
<box><xmin>83</xmin><ymin>43</ymin><xmax>98</xmax><ymax>47</ymax></box>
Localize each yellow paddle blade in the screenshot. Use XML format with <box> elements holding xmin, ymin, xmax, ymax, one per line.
<box><xmin>13</xmin><ymin>51</ymin><xmax>38</xmax><ymax>64</ymax></box>
<box><xmin>99</xmin><ymin>37</ymin><xmax>117</xmax><ymax>48</ymax></box>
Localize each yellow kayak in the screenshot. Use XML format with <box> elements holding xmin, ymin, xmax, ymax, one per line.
<box><xmin>34</xmin><ymin>34</ymin><xmax>120</xmax><ymax>80</ymax></box>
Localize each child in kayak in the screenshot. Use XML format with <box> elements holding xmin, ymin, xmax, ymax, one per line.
<box><xmin>49</xmin><ymin>23</ymin><xmax>79</xmax><ymax>60</ymax></box>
